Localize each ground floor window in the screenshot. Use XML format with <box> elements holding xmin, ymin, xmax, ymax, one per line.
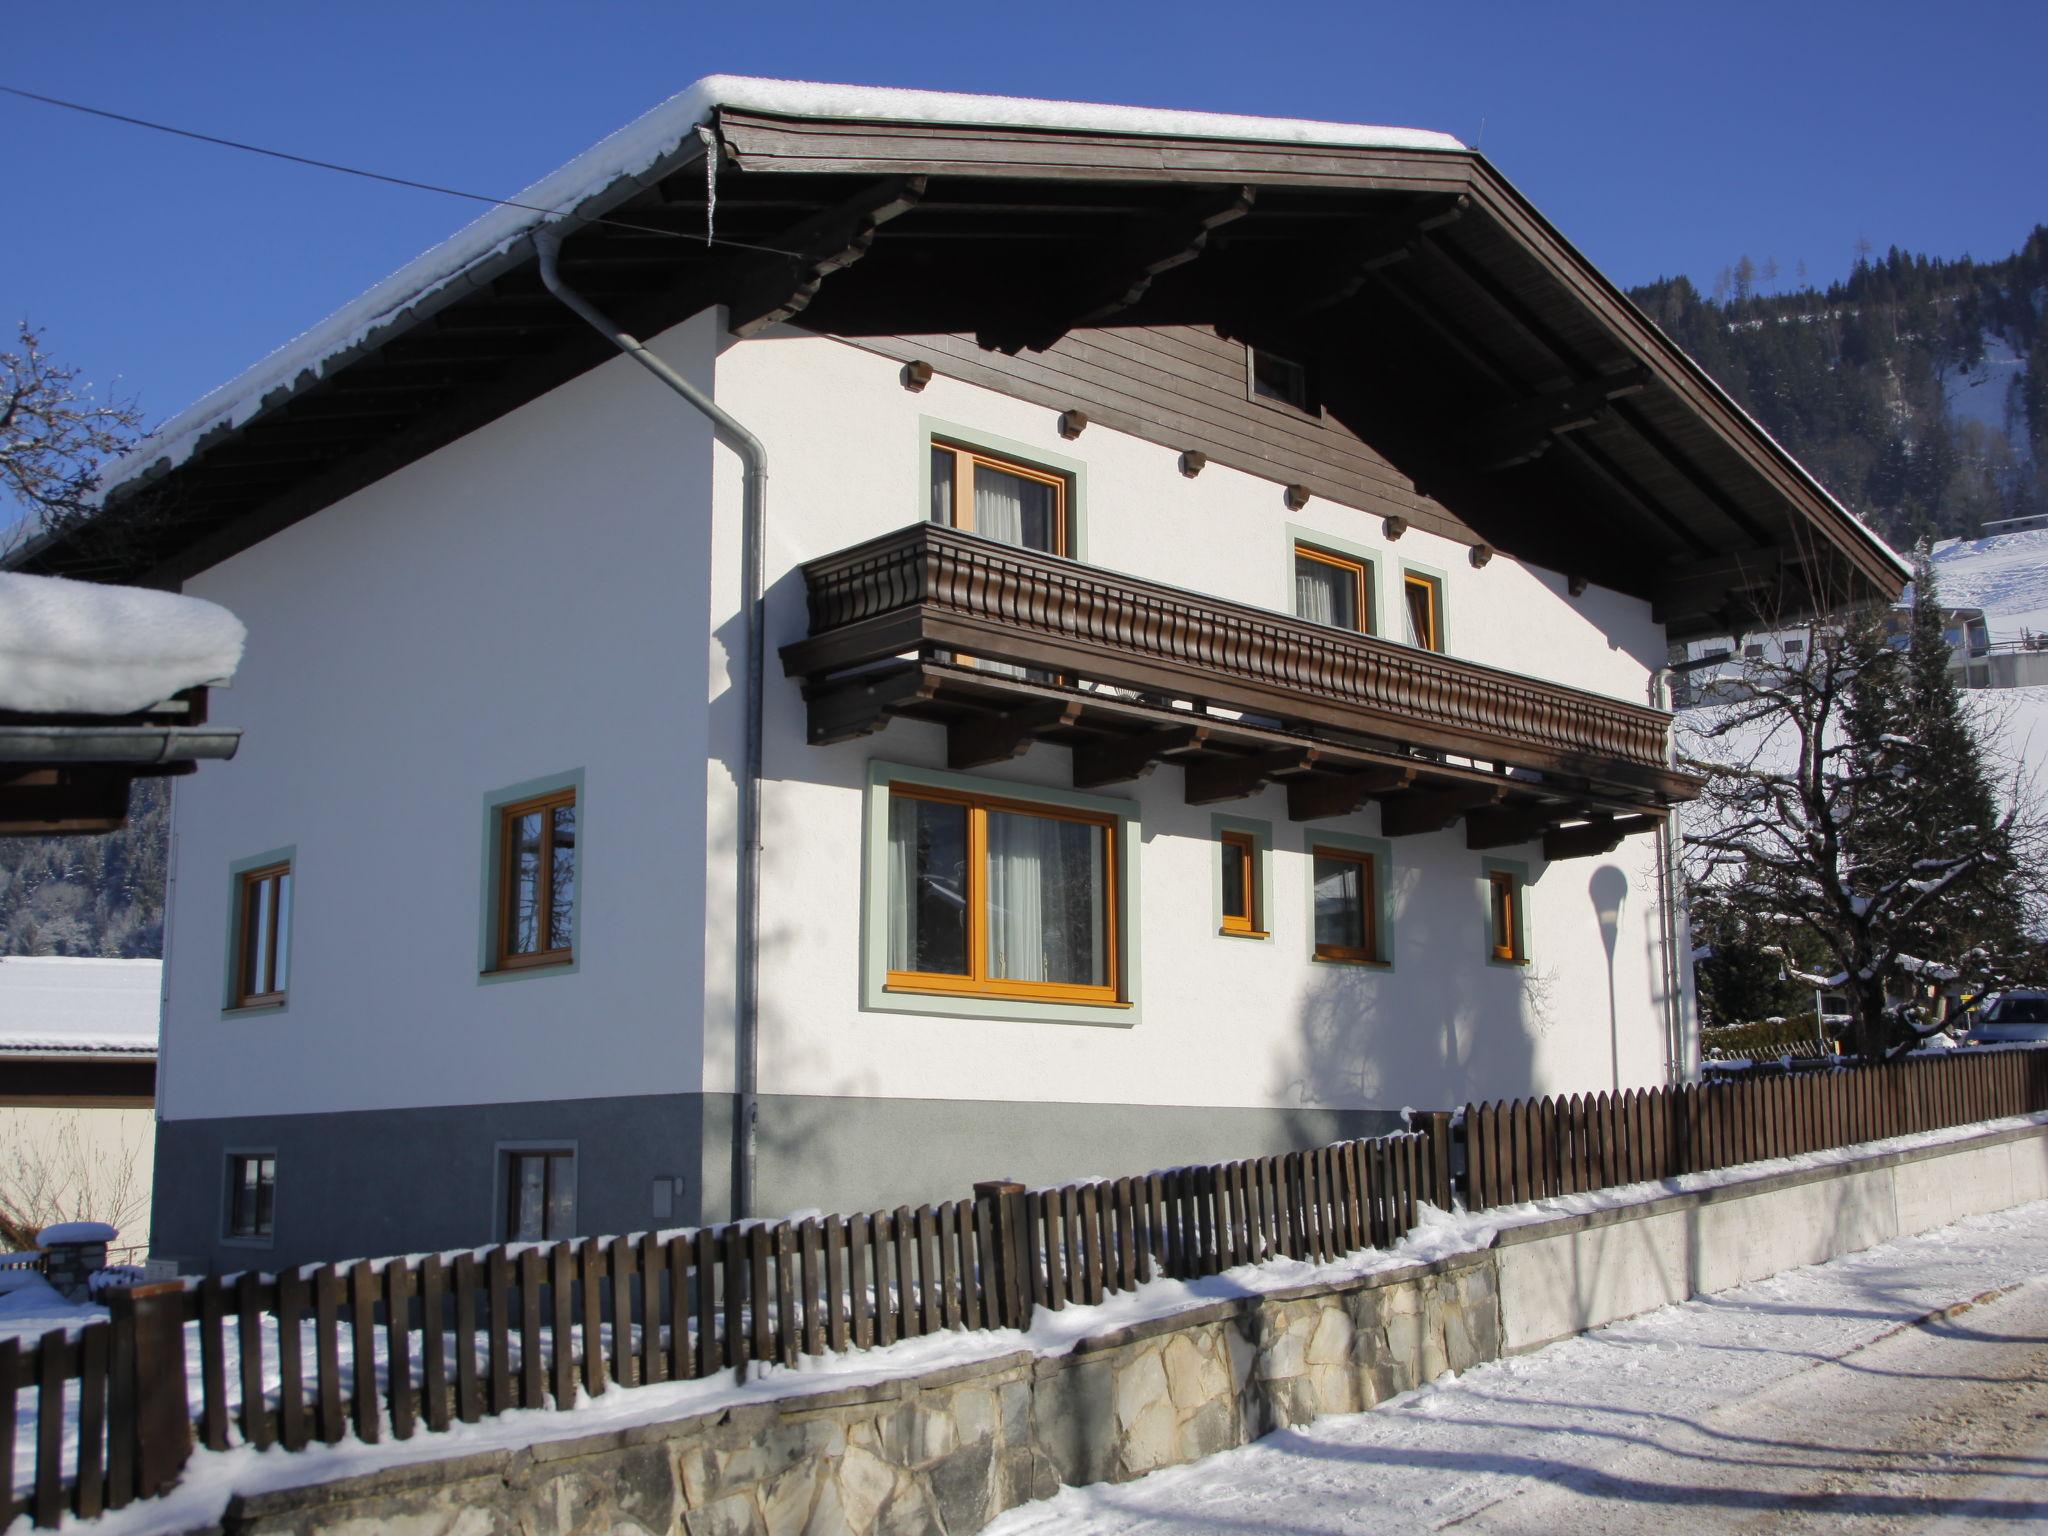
<box><xmin>506</xmin><ymin>1148</ymin><xmax>577</xmax><ymax>1241</ymax></box>
<box><xmin>1312</xmin><ymin>845</ymin><xmax>1383</xmax><ymax>964</ymax></box>
<box><xmin>886</xmin><ymin>784</ymin><xmax>1119</xmax><ymax>1004</ymax></box>
<box><xmin>1487</xmin><ymin>866</ymin><xmax>1528</xmax><ymax>964</ymax></box>
<box><xmin>225</xmin><ymin>1154</ymin><xmax>276</xmax><ymax>1240</ymax></box>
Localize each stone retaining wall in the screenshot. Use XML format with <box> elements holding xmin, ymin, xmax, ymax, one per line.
<box><xmin>225</xmin><ymin>1256</ymin><xmax>1500</xmax><ymax>1535</ymax></box>
<box><xmin>218</xmin><ymin>1117</ymin><xmax>2048</xmax><ymax>1536</ymax></box>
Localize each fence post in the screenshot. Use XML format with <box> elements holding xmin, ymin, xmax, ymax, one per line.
<box><xmin>973</xmin><ymin>1180</ymin><xmax>1028</xmax><ymax>1329</ymax></box>
<box><xmin>1415</xmin><ymin>1112</ymin><xmax>1456</xmax><ymax>1210</ymax></box>
<box><xmin>107</xmin><ymin>1282</ymin><xmax>190</xmax><ymax>1500</ymax></box>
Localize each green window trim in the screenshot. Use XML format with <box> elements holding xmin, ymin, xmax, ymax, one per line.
<box><xmin>1303</xmin><ymin>828</ymin><xmax>1396</xmax><ymax>970</ymax></box>
<box><xmin>1483</xmin><ymin>856</ymin><xmax>1532</xmax><ymax>967</ymax></box>
<box><xmin>1286</xmin><ymin>522</ymin><xmax>1383</xmax><ymax>638</ymax></box>
<box><xmin>478</xmin><ymin>768</ymin><xmax>585</xmax><ymax>985</ymax></box>
<box><xmin>221</xmin><ymin>845</ymin><xmax>296</xmax><ymax>1017</ymax></box>
<box><xmin>919</xmin><ymin>415</ymin><xmax>1090</xmax><ymax>564</ymax></box>
<box><xmin>1210</xmin><ymin>812</ymin><xmax>1273</xmax><ymax>940</ymax></box>
<box><xmin>860</xmin><ymin>759</ymin><xmax>1141</xmax><ymax>1026</ymax></box>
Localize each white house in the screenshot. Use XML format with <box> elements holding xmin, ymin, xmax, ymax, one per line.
<box><xmin>0</xmin><ymin>956</ymin><xmax>160</xmax><ymax>1256</ymax></box>
<box><xmin>7</xmin><ymin>79</ymin><xmax>1906</xmax><ymax>1271</ymax></box>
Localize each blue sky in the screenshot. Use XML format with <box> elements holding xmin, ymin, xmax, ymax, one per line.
<box><xmin>6</xmin><ymin>0</ymin><xmax>2044</xmax><ymax>444</ymax></box>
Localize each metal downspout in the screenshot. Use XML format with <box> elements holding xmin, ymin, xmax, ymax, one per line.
<box><xmin>1651</xmin><ymin>665</ymin><xmax>1692</xmax><ymax>1084</ymax></box>
<box><xmin>534</xmin><ymin>226</ymin><xmax>768</xmax><ymax>1226</ymax></box>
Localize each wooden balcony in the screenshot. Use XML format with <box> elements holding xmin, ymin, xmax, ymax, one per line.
<box><xmin>780</xmin><ymin>524</ymin><xmax>1697</xmax><ymax>858</ymax></box>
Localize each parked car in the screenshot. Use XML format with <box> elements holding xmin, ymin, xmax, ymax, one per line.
<box><xmin>1962</xmin><ymin>990</ymin><xmax>2048</xmax><ymax>1045</ymax></box>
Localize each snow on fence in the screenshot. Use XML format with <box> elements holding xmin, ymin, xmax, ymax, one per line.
<box><xmin>2</xmin><ymin>1126</ymin><xmax>1444</xmax><ymax>1528</ymax></box>
<box><xmin>1461</xmin><ymin>1043</ymin><xmax>2048</xmax><ymax>1211</ymax></box>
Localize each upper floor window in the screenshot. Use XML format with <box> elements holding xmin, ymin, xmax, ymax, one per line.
<box><xmin>886</xmin><ymin>784</ymin><xmax>1119</xmax><ymax>1005</ymax></box>
<box><xmin>930</xmin><ymin>440</ymin><xmax>1068</xmax><ymax>556</ymax></box>
<box><xmin>494</xmin><ymin>787</ymin><xmax>577</xmax><ymax>971</ymax></box>
<box><xmin>1294</xmin><ymin>544</ymin><xmax>1372</xmax><ymax>633</ymax></box>
<box><xmin>1249</xmin><ymin>348</ymin><xmax>1313</xmax><ymax>412</ymax></box>
<box><xmin>233</xmin><ymin>861</ymin><xmax>292</xmax><ymax>1008</ymax></box>
<box><xmin>1403</xmin><ymin>572</ymin><xmax>1443</xmax><ymax>652</ymax></box>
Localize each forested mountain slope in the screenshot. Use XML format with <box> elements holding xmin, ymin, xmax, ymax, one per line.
<box><xmin>1628</xmin><ymin>227</ymin><xmax>2047</xmax><ymax>546</ymax></box>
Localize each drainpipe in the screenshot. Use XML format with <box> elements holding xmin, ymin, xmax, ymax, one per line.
<box><xmin>1650</xmin><ymin>665</ymin><xmax>1692</xmax><ymax>1084</ymax></box>
<box><xmin>534</xmin><ymin>225</ymin><xmax>768</xmax><ymax>1227</ymax></box>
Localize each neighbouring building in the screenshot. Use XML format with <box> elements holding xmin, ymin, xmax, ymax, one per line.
<box><xmin>5</xmin><ymin>80</ymin><xmax>1907</xmax><ymax>1272</ymax></box>
<box><xmin>0</xmin><ymin>956</ymin><xmax>160</xmax><ymax>1256</ymax></box>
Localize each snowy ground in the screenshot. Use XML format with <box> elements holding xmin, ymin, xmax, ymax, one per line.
<box><xmin>986</xmin><ymin>1200</ymin><xmax>2048</xmax><ymax>1535</ymax></box>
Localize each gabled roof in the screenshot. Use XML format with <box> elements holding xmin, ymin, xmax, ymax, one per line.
<box><xmin>9</xmin><ymin>77</ymin><xmax>1906</xmax><ymax>638</ymax></box>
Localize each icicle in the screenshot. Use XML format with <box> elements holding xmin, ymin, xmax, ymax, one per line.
<box><xmin>696</xmin><ymin>124</ymin><xmax>718</xmax><ymax>247</ymax></box>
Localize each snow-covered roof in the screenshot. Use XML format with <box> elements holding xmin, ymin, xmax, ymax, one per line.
<box><xmin>105</xmin><ymin>77</ymin><xmax>1463</xmax><ymax>503</ymax></box>
<box><xmin>0</xmin><ymin>956</ymin><xmax>161</xmax><ymax>1057</ymax></box>
<box><xmin>0</xmin><ymin>572</ymin><xmax>245</xmax><ymax>714</ymax></box>
<box><xmin>1924</xmin><ymin>528</ymin><xmax>2048</xmax><ymax>640</ymax></box>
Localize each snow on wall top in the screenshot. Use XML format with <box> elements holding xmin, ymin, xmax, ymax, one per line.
<box><xmin>0</xmin><ymin>957</ymin><xmax>161</xmax><ymax>1056</ymax></box>
<box><xmin>101</xmin><ymin>76</ymin><xmax>1465</xmax><ymax>505</ymax></box>
<box><xmin>0</xmin><ymin>572</ymin><xmax>246</xmax><ymax>714</ymax></box>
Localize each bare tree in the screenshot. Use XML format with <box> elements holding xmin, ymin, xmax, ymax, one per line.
<box><xmin>0</xmin><ymin>1110</ymin><xmax>149</xmax><ymax>1251</ymax></box>
<box><xmin>1678</xmin><ymin>602</ymin><xmax>2044</xmax><ymax>1059</ymax></box>
<box><xmin>0</xmin><ymin>320</ymin><xmax>143</xmax><ymax>543</ymax></box>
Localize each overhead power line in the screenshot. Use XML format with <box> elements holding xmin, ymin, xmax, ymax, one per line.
<box><xmin>0</xmin><ymin>82</ymin><xmax>801</xmax><ymax>257</ymax></box>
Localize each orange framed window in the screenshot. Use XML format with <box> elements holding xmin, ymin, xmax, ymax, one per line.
<box><xmin>233</xmin><ymin>862</ymin><xmax>292</xmax><ymax>1007</ymax></box>
<box><xmin>885</xmin><ymin>784</ymin><xmax>1120</xmax><ymax>1005</ymax></box>
<box><xmin>1403</xmin><ymin>572</ymin><xmax>1442</xmax><ymax>652</ymax></box>
<box><xmin>929</xmin><ymin>440</ymin><xmax>1069</xmax><ymax>557</ymax></box>
<box><xmin>1219</xmin><ymin>830</ymin><xmax>1262</xmax><ymax>936</ymax></box>
<box><xmin>1293</xmin><ymin>544</ymin><xmax>1372</xmax><ymax>633</ymax></box>
<box><xmin>1312</xmin><ymin>846</ymin><xmax>1380</xmax><ymax>964</ymax></box>
<box><xmin>1489</xmin><ymin>870</ymin><xmax>1524</xmax><ymax>962</ymax></box>
<box><xmin>494</xmin><ymin>787</ymin><xmax>577</xmax><ymax>972</ymax></box>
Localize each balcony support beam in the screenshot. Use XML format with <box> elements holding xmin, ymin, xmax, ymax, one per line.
<box><xmin>947</xmin><ymin>700</ymin><xmax>1082</xmax><ymax>771</ymax></box>
<box><xmin>1183</xmin><ymin>748</ymin><xmax>1321</xmax><ymax>806</ymax></box>
<box><xmin>1465</xmin><ymin>802</ymin><xmax>1571</xmax><ymax>850</ymax></box>
<box><xmin>803</xmin><ymin>669</ymin><xmax>942</xmax><ymax>746</ymax></box>
<box><xmin>1380</xmin><ymin>784</ymin><xmax>1506</xmax><ymax>838</ymax></box>
<box><xmin>1287</xmin><ymin>765</ymin><xmax>1417</xmax><ymax>822</ymax></box>
<box><xmin>1070</xmin><ymin>724</ymin><xmax>1211</xmax><ymax>789</ymax></box>
<box><xmin>1544</xmin><ymin>814</ymin><xmax>1662</xmax><ymax>861</ymax></box>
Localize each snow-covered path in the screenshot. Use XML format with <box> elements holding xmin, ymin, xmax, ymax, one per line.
<box><xmin>987</xmin><ymin>1201</ymin><xmax>2048</xmax><ymax>1535</ymax></box>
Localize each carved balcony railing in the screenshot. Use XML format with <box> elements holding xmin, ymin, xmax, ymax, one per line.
<box><xmin>781</xmin><ymin>525</ymin><xmax>1696</xmax><ymax>835</ymax></box>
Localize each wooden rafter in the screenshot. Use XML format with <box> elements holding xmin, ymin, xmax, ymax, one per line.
<box><xmin>725</xmin><ymin>176</ymin><xmax>930</xmax><ymax>337</ymax></box>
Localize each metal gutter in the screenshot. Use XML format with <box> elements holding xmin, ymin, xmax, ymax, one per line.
<box><xmin>0</xmin><ymin>726</ymin><xmax>241</xmax><ymax>764</ymax></box>
<box><xmin>533</xmin><ymin>223</ymin><xmax>769</xmax><ymax>1230</ymax></box>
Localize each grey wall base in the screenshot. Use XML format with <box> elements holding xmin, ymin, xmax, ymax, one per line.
<box><xmin>152</xmin><ymin>1092</ymin><xmax>1405</xmax><ymax>1272</ymax></box>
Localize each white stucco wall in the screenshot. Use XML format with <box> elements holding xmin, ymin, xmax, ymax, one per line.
<box><xmin>160</xmin><ymin>314</ymin><xmax>723</xmax><ymax>1122</ymax></box>
<box><xmin>707</xmin><ymin>329</ymin><xmax>1678</xmax><ymax>1114</ymax></box>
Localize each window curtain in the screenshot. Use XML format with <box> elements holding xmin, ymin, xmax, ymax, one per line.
<box><xmin>974</xmin><ymin>464</ymin><xmax>1054</xmax><ymax>552</ymax></box>
<box><xmin>1406</xmin><ymin>582</ymin><xmax>1434</xmax><ymax>648</ymax></box>
<box><xmin>887</xmin><ymin>796</ymin><xmax>967</xmax><ymax>975</ymax></box>
<box><xmin>986</xmin><ymin>811</ymin><xmax>1105</xmax><ymax>986</ymax></box>
<box><xmin>1294</xmin><ymin>557</ymin><xmax>1349</xmax><ymax>628</ymax></box>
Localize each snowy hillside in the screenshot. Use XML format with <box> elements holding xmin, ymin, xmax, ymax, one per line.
<box><xmin>1927</xmin><ymin>528</ymin><xmax>2048</xmax><ymax>640</ymax></box>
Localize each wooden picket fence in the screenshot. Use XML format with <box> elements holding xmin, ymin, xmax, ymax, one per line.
<box><xmin>1</xmin><ymin>1127</ymin><xmax>1445</xmax><ymax>1528</ymax></box>
<box><xmin>1463</xmin><ymin>1045</ymin><xmax>2048</xmax><ymax>1211</ymax></box>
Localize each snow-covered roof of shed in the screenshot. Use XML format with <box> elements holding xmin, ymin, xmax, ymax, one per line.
<box><xmin>0</xmin><ymin>572</ymin><xmax>245</xmax><ymax>714</ymax></box>
<box><xmin>105</xmin><ymin>77</ymin><xmax>1464</xmax><ymax>501</ymax></box>
<box><xmin>0</xmin><ymin>956</ymin><xmax>161</xmax><ymax>1056</ymax></box>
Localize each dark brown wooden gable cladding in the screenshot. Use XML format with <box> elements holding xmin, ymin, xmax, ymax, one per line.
<box><xmin>8</xmin><ymin>106</ymin><xmax>1902</xmax><ymax>637</ymax></box>
<box><xmin>852</xmin><ymin>326</ymin><xmax>1475</xmax><ymax>548</ymax></box>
